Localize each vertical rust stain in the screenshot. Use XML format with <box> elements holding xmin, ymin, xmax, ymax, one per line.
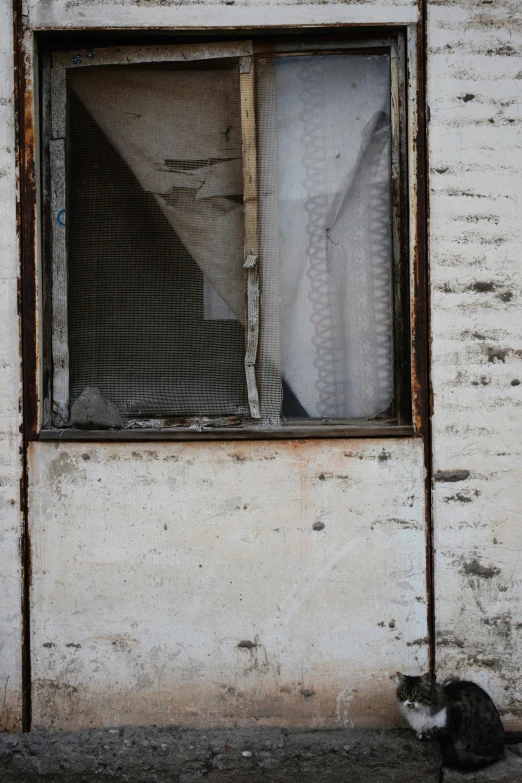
<box><xmin>414</xmin><ymin>0</ymin><xmax>435</xmax><ymax>677</ymax></box>
<box><xmin>16</xmin><ymin>27</ymin><xmax>38</xmax><ymax>440</ymax></box>
<box><xmin>14</xmin><ymin>0</ymin><xmax>36</xmax><ymax>732</ymax></box>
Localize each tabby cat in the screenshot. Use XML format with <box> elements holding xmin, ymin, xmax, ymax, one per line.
<box><xmin>396</xmin><ymin>672</ymin><xmax>505</xmax><ymax>771</ymax></box>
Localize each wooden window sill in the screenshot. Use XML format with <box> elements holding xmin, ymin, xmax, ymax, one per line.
<box><xmin>38</xmin><ymin>423</ymin><xmax>415</xmax><ymax>441</ymax></box>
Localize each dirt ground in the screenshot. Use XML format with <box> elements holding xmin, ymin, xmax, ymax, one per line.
<box><xmin>0</xmin><ymin>725</ymin><xmax>520</xmax><ymax>782</ymax></box>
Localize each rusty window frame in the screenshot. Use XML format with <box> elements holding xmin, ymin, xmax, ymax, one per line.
<box><xmin>41</xmin><ymin>31</ymin><xmax>415</xmax><ymax>440</ymax></box>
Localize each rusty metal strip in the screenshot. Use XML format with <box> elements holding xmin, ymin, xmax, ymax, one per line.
<box><xmin>14</xmin><ymin>0</ymin><xmax>36</xmax><ymax>733</ymax></box>
<box><xmin>240</xmin><ymin>60</ymin><xmax>261</xmax><ymax>420</ymax></box>
<box><xmin>407</xmin><ymin>14</ymin><xmax>434</xmax><ymax>675</ymax></box>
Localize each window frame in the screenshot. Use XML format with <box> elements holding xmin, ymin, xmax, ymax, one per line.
<box><xmin>42</xmin><ymin>31</ymin><xmax>414</xmax><ymax>439</ymax></box>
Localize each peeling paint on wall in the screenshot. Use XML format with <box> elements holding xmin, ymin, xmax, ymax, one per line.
<box><xmin>25</xmin><ymin>0</ymin><xmax>419</xmax><ymax>32</ymax></box>
<box><xmin>429</xmin><ymin>0</ymin><xmax>522</xmax><ymax>730</ymax></box>
<box><xmin>0</xmin><ymin>0</ymin><xmax>23</xmax><ymax>734</ymax></box>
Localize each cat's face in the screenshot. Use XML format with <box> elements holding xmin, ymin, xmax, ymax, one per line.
<box><xmin>396</xmin><ymin>672</ymin><xmax>433</xmax><ymax>710</ymax></box>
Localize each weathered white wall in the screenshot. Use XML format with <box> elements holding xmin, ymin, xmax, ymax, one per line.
<box><xmin>0</xmin><ymin>0</ymin><xmax>23</xmax><ymax>732</ymax></box>
<box><xmin>7</xmin><ymin>0</ymin><xmax>518</xmax><ymax>734</ymax></box>
<box><xmin>428</xmin><ymin>0</ymin><xmax>522</xmax><ymax>730</ymax></box>
<box><xmin>26</xmin><ymin>0</ymin><xmax>418</xmax><ymax>30</ymax></box>
<box><xmin>29</xmin><ymin>440</ymin><xmax>427</xmax><ymax>730</ymax></box>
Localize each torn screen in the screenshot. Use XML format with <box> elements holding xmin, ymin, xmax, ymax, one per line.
<box><xmin>69</xmin><ymin>64</ymin><xmax>245</xmax><ymax>320</ymax></box>
<box><xmin>67</xmin><ymin>62</ymin><xmax>251</xmax><ymax>419</ymax></box>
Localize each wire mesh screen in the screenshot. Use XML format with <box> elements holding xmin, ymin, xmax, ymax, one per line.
<box><xmin>67</xmin><ymin>61</ymin><xmax>249</xmax><ymax>420</ymax></box>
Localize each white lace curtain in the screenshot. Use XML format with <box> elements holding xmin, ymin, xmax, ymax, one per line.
<box><xmin>273</xmin><ymin>54</ymin><xmax>393</xmax><ymax>419</ymax></box>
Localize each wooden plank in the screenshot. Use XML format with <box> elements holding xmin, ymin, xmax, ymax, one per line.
<box><xmin>39</xmin><ymin>425</ymin><xmax>415</xmax><ymax>442</ymax></box>
<box><xmin>394</xmin><ymin>33</ymin><xmax>412</xmax><ymax>427</ymax></box>
<box><xmin>252</xmin><ymin>48</ymin><xmax>283</xmax><ymax>422</ymax></box>
<box><xmin>243</xmin><ymin>254</ymin><xmax>260</xmax><ymax>419</ymax></box>
<box><xmin>51</xmin><ymin>67</ymin><xmax>66</xmax><ymax>140</ymax></box>
<box><xmin>49</xmin><ymin>139</ymin><xmax>69</xmax><ymax>427</ymax></box>
<box><xmin>271</xmin><ymin>38</ymin><xmax>395</xmax><ymax>54</ymax></box>
<box><xmin>41</xmin><ymin>53</ymin><xmax>54</xmax><ymax>429</ymax></box>
<box><xmin>390</xmin><ymin>39</ymin><xmax>404</xmax><ymax>424</ymax></box>
<box><xmin>52</xmin><ymin>41</ymin><xmax>253</xmax><ymax>70</ymax></box>
<box><xmin>240</xmin><ymin>60</ymin><xmax>261</xmax><ymax>419</ymax></box>
<box><xmin>406</xmin><ymin>25</ymin><xmax>421</xmax><ymax>434</ymax></box>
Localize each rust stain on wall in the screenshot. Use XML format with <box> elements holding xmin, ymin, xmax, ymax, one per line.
<box><xmin>32</xmin><ymin>677</ymin><xmax>403</xmax><ymax>733</ymax></box>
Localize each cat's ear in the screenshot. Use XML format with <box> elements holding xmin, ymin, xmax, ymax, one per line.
<box><xmin>421</xmin><ymin>672</ymin><xmax>432</xmax><ymax>685</ymax></box>
<box><xmin>396</xmin><ymin>672</ymin><xmax>406</xmax><ymax>685</ymax></box>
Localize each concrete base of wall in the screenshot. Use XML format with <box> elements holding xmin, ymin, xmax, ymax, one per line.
<box><xmin>0</xmin><ymin>727</ymin><xmax>520</xmax><ymax>782</ymax></box>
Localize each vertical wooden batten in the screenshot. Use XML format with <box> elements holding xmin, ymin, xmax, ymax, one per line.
<box><xmin>390</xmin><ymin>38</ymin><xmax>407</xmax><ymax>426</ymax></box>
<box><xmin>239</xmin><ymin>57</ymin><xmax>261</xmax><ymax>419</ymax></box>
<box><xmin>49</xmin><ymin>138</ymin><xmax>69</xmax><ymax>427</ymax></box>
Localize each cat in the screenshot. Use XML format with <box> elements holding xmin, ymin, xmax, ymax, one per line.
<box><xmin>396</xmin><ymin>672</ymin><xmax>505</xmax><ymax>771</ymax></box>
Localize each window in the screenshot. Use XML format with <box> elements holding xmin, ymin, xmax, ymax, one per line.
<box><xmin>46</xmin><ymin>35</ymin><xmax>410</xmax><ymax>433</ymax></box>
